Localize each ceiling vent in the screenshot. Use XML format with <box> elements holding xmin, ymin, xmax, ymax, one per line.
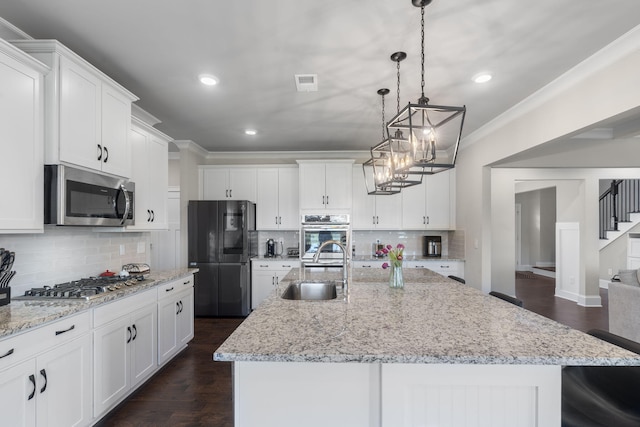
<box><xmin>294</xmin><ymin>74</ymin><xmax>318</xmax><ymax>92</ymax></box>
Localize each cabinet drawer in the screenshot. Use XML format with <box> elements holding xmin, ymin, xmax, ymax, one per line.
<box><xmin>252</xmin><ymin>260</ymin><xmax>300</xmax><ymax>271</ymax></box>
<box><xmin>406</xmin><ymin>261</ymin><xmax>462</xmax><ymax>276</ymax></box>
<box><xmin>352</xmin><ymin>261</ymin><xmax>385</xmax><ymax>269</ymax></box>
<box><xmin>94</xmin><ymin>288</ymin><xmax>157</xmax><ymax>327</ymax></box>
<box><xmin>157</xmin><ymin>275</ymin><xmax>194</xmax><ymax>301</ymax></box>
<box><xmin>0</xmin><ymin>310</ymin><xmax>91</xmax><ymax>371</ymax></box>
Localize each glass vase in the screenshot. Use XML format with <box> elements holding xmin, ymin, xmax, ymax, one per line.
<box><xmin>389</xmin><ymin>263</ymin><xmax>404</xmax><ymax>289</ymax></box>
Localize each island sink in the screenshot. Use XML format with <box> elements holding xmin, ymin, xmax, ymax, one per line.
<box><xmin>281</xmin><ymin>280</ymin><xmax>338</xmax><ymax>300</ymax></box>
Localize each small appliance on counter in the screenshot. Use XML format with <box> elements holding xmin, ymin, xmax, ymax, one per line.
<box><xmin>372</xmin><ymin>243</ymin><xmax>386</xmax><ymax>257</ymax></box>
<box><xmin>423</xmin><ymin>236</ymin><xmax>442</xmax><ymax>257</ymax></box>
<box><xmin>286</xmin><ymin>247</ymin><xmax>299</xmax><ymax>258</ymax></box>
<box><xmin>266</xmin><ymin>238</ymin><xmax>276</xmax><ymax>257</ymax></box>
<box><xmin>122</xmin><ymin>263</ymin><xmax>151</xmax><ymax>277</ymax></box>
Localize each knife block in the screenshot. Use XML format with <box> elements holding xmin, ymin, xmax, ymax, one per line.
<box><xmin>0</xmin><ymin>287</ymin><xmax>10</xmax><ymax>306</ymax></box>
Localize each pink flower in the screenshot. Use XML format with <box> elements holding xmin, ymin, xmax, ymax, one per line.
<box><xmin>397</xmin><ymin>243</ymin><xmax>405</xmax><ymax>250</ymax></box>
<box><xmin>386</xmin><ymin>244</ymin><xmax>393</xmax><ymax>250</ymax></box>
<box><xmin>382</xmin><ymin>262</ymin><xmax>389</xmax><ymax>269</ymax></box>
<box><xmin>382</xmin><ymin>248</ymin><xmax>389</xmax><ymax>254</ymax></box>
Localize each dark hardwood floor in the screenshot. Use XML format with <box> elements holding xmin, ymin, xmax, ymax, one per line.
<box><xmin>96</xmin><ymin>273</ymin><xmax>607</xmax><ymax>426</ymax></box>
<box><xmin>95</xmin><ymin>317</ymin><xmax>243</xmax><ymax>427</ymax></box>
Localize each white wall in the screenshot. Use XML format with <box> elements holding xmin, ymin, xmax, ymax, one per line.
<box><xmin>456</xmin><ymin>27</ymin><xmax>640</xmax><ymax>298</ymax></box>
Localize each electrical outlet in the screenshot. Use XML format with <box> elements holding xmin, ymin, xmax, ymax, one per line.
<box><xmin>608</xmin><ymin>268</ymin><xmax>613</xmax><ymax>276</ymax></box>
<box><xmin>137</xmin><ymin>242</ymin><xmax>146</xmax><ymax>254</ymax></box>
<box><xmin>119</xmin><ymin>244</ymin><xmax>125</xmax><ymax>255</ymax></box>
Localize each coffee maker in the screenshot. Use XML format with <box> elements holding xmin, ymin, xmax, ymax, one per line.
<box><xmin>423</xmin><ymin>236</ymin><xmax>442</xmax><ymax>257</ymax></box>
<box><xmin>266</xmin><ymin>238</ymin><xmax>276</xmax><ymax>257</ymax></box>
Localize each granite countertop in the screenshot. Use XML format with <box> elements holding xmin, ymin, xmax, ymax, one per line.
<box><xmin>215</xmin><ymin>267</ymin><xmax>640</xmax><ymax>366</ymax></box>
<box><xmin>0</xmin><ymin>268</ymin><xmax>197</xmax><ymax>339</ymax></box>
<box><xmin>352</xmin><ymin>255</ymin><xmax>465</xmax><ymax>262</ymax></box>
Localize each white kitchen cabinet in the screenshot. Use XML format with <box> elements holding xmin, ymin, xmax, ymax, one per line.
<box><xmin>0</xmin><ymin>40</ymin><xmax>47</xmax><ymax>233</ymax></box>
<box><xmin>627</xmin><ymin>233</ymin><xmax>640</xmax><ymax>269</ymax></box>
<box><xmin>352</xmin><ymin>166</ymin><xmax>402</xmax><ymax>229</ymax></box>
<box><xmin>251</xmin><ymin>260</ymin><xmax>300</xmax><ymax>309</ymax></box>
<box><xmin>352</xmin><ymin>260</ymin><xmax>386</xmax><ymax>269</ymax></box>
<box><xmin>157</xmin><ymin>275</ymin><xmax>194</xmax><ymax>365</ymax></box>
<box><xmin>11</xmin><ymin>40</ymin><xmax>138</xmax><ymax>178</ymax></box>
<box><xmin>200</xmin><ymin>166</ymin><xmax>257</xmax><ymax>201</ymax></box>
<box><xmin>256</xmin><ymin>167</ymin><xmax>299</xmax><ymax>230</ymax></box>
<box><xmin>298</xmin><ymin>160</ymin><xmax>353</xmax><ymax>213</ymax></box>
<box><xmin>93</xmin><ymin>290</ymin><xmax>158</xmax><ymax>417</ymax></box>
<box><xmin>128</xmin><ymin>118</ymin><xmax>170</xmax><ymax>230</ymax></box>
<box><xmin>0</xmin><ymin>312</ymin><xmax>92</xmax><ymax>427</ymax></box>
<box><xmin>405</xmin><ymin>259</ymin><xmax>464</xmax><ymax>278</ymax></box>
<box><xmin>401</xmin><ymin>169</ymin><xmax>454</xmax><ymax>230</ymax></box>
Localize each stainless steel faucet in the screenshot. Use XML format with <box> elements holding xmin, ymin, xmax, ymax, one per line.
<box><xmin>313</xmin><ymin>240</ymin><xmax>348</xmax><ymax>293</ymax></box>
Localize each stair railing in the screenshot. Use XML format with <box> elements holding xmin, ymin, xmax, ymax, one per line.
<box><xmin>600</xmin><ymin>179</ymin><xmax>640</xmax><ymax>239</ymax></box>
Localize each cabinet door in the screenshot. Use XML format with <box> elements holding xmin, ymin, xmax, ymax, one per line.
<box><xmin>177</xmin><ymin>288</ymin><xmax>194</xmax><ymax>347</ymax></box>
<box><xmin>0</xmin><ymin>359</ymin><xmax>36</xmax><ymax>427</ymax></box>
<box><xmin>93</xmin><ymin>316</ymin><xmax>131</xmax><ymax>417</ymax></box>
<box><xmin>130</xmin><ymin>126</ymin><xmax>150</xmax><ymax>227</ymax></box>
<box><xmin>299</xmin><ymin>163</ymin><xmax>327</xmax><ymax>210</ymax></box>
<box><xmin>278</xmin><ymin>168</ymin><xmax>300</xmax><ymax>229</ymax></box>
<box><xmin>401</xmin><ymin>182</ymin><xmax>427</xmax><ymax>229</ymax></box>
<box><xmin>375</xmin><ymin>193</ymin><xmax>402</xmax><ymax>229</ymax></box>
<box><xmin>130</xmin><ymin>304</ymin><xmax>157</xmax><ymax>388</ymax></box>
<box><xmin>58</xmin><ymin>56</ymin><xmax>102</xmax><ymax>171</ymax></box>
<box><xmin>352</xmin><ymin>166</ymin><xmax>375</xmax><ymax>229</ymax></box>
<box><xmin>325</xmin><ymin>163</ymin><xmax>352</xmax><ymax>210</ymax></box>
<box><xmin>251</xmin><ymin>268</ymin><xmax>275</xmax><ymax>310</ymax></box>
<box><xmin>101</xmin><ymin>84</ymin><xmax>132</xmax><ymax>178</ymax></box>
<box><xmin>146</xmin><ymin>135</ymin><xmax>168</xmax><ymax>229</ymax></box>
<box><xmin>202</xmin><ymin>168</ymin><xmax>229</xmax><ymax>200</ymax></box>
<box><xmin>256</xmin><ymin>168</ymin><xmax>280</xmax><ymax>230</ymax></box>
<box><xmin>36</xmin><ymin>334</ymin><xmax>92</xmax><ymax>427</ymax></box>
<box><xmin>425</xmin><ymin>171</ymin><xmax>451</xmax><ymax>229</ymax></box>
<box><xmin>0</xmin><ymin>50</ymin><xmax>44</xmax><ymax>232</ymax></box>
<box><xmin>158</xmin><ymin>295</ymin><xmax>179</xmax><ymax>365</ymax></box>
<box><xmin>229</xmin><ymin>168</ymin><xmax>257</xmax><ymax>202</ymax></box>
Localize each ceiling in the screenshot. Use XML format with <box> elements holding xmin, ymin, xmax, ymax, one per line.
<box><xmin>1</xmin><ymin>0</ymin><xmax>640</xmax><ymax>153</ymax></box>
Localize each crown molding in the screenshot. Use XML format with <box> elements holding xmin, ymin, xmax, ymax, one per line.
<box><xmin>131</xmin><ymin>103</ymin><xmax>161</xmax><ymax>127</ymax></box>
<box><xmin>0</xmin><ymin>16</ymin><xmax>33</xmax><ymax>40</ymax></box>
<box><xmin>173</xmin><ymin>140</ymin><xmax>209</xmax><ymax>158</ymax></box>
<box><xmin>461</xmin><ymin>24</ymin><xmax>640</xmax><ymax>150</ymax></box>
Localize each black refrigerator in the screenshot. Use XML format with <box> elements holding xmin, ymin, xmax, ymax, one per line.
<box><xmin>188</xmin><ymin>200</ymin><xmax>257</xmax><ymax>317</ymax></box>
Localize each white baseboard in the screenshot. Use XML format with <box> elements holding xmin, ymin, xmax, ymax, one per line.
<box><xmin>532</xmin><ymin>267</ymin><xmax>556</xmax><ymax>279</ymax></box>
<box><xmin>555</xmin><ymin>289</ymin><xmax>602</xmax><ymax>307</ymax></box>
<box><xmin>534</xmin><ymin>262</ymin><xmax>556</xmax><ymax>268</ymax></box>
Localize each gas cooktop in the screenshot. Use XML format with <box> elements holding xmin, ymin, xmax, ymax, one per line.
<box><xmin>19</xmin><ymin>275</ymin><xmax>146</xmax><ymax>300</ymax></box>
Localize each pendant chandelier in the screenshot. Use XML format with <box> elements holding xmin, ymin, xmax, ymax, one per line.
<box><xmin>364</xmin><ymin>52</ymin><xmax>421</xmax><ymax>194</ymax></box>
<box><xmin>362</xmin><ymin>88</ymin><xmax>401</xmax><ymax>195</ymax></box>
<box><xmin>386</xmin><ymin>0</ymin><xmax>466</xmax><ymax>176</ymax></box>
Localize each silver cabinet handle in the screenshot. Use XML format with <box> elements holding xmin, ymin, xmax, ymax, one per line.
<box><xmin>322</xmin><ymin>195</ymin><xmax>325</xmax><ymax>205</ymax></box>
<box><xmin>97</xmin><ymin>144</ymin><xmax>102</xmax><ymax>161</ymax></box>
<box><xmin>151</xmin><ymin>210</ymin><xmax>155</xmax><ymax>222</ymax></box>
<box><xmin>423</xmin><ymin>216</ymin><xmax>426</xmax><ymax>225</ymax></box>
<box><xmin>165</xmin><ymin>287</ymin><xmax>174</xmax><ymax>292</ymax></box>
<box><xmin>376</xmin><ymin>216</ymin><xmax>379</xmax><ymax>224</ymax></box>
<box><xmin>373</xmin><ymin>216</ymin><xmax>376</xmax><ymax>225</ymax></box>
<box><xmin>426</xmin><ymin>216</ymin><xmax>429</xmax><ymax>225</ymax></box>
<box><xmin>0</xmin><ymin>348</ymin><xmax>14</xmax><ymax>359</ymax></box>
<box><xmin>28</xmin><ymin>374</ymin><xmax>36</xmax><ymax>400</ymax></box>
<box><xmin>103</xmin><ymin>146</ymin><xmax>109</xmax><ymax>163</ymax></box>
<box><xmin>229</xmin><ymin>189</ymin><xmax>232</xmax><ymax>198</ymax></box>
<box><xmin>39</xmin><ymin>369</ymin><xmax>47</xmax><ymax>394</ymax></box>
<box><xmin>147</xmin><ymin>209</ymin><xmax>152</xmax><ymax>222</ymax></box>
<box><xmin>326</xmin><ymin>195</ymin><xmax>329</xmax><ymax>205</ymax></box>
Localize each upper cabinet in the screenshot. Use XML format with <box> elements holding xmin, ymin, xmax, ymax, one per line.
<box><xmin>298</xmin><ymin>160</ymin><xmax>353</xmax><ymax>213</ymax></box>
<box><xmin>11</xmin><ymin>40</ymin><xmax>138</xmax><ymax>178</ymax></box>
<box><xmin>256</xmin><ymin>167</ymin><xmax>299</xmax><ymax>230</ymax></box>
<box><xmin>199</xmin><ymin>166</ymin><xmax>257</xmax><ymax>202</ymax></box>
<box><xmin>0</xmin><ymin>40</ymin><xmax>48</xmax><ymax>233</ymax></box>
<box><xmin>401</xmin><ymin>169</ymin><xmax>455</xmax><ymax>230</ymax></box>
<box><xmin>352</xmin><ymin>166</ymin><xmax>402</xmax><ymax>230</ymax></box>
<box><xmin>128</xmin><ymin>117</ymin><xmax>170</xmax><ymax>231</ymax></box>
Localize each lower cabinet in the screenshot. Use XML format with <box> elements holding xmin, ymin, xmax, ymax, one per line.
<box><xmin>158</xmin><ymin>275</ymin><xmax>194</xmax><ymax>366</ymax></box>
<box><xmin>251</xmin><ymin>260</ymin><xmax>300</xmax><ymax>309</ymax></box>
<box><xmin>0</xmin><ymin>312</ymin><xmax>92</xmax><ymax>427</ymax></box>
<box><xmin>405</xmin><ymin>260</ymin><xmax>464</xmax><ymax>278</ymax></box>
<box><xmin>93</xmin><ymin>290</ymin><xmax>158</xmax><ymax>418</ymax></box>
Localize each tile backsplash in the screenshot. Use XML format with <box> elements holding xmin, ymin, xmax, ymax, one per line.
<box><xmin>1</xmin><ymin>227</ymin><xmax>149</xmax><ymax>296</ymax></box>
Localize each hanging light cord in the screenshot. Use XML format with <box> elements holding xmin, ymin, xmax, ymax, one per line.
<box><xmin>396</xmin><ymin>58</ymin><xmax>401</xmax><ymax>114</ymax></box>
<box><xmin>381</xmin><ymin>92</ymin><xmax>386</xmax><ymax>141</ymax></box>
<box><xmin>420</xmin><ymin>5</ymin><xmax>428</xmax><ymax>105</ymax></box>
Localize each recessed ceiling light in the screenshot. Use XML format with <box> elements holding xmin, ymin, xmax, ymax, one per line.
<box><xmin>245</xmin><ymin>129</ymin><xmax>257</xmax><ymax>136</ymax></box>
<box><xmin>199</xmin><ymin>74</ymin><xmax>219</xmax><ymax>86</ymax></box>
<box><xmin>472</xmin><ymin>73</ymin><xmax>492</xmax><ymax>84</ymax></box>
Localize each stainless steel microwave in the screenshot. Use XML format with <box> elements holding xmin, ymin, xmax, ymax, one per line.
<box><xmin>44</xmin><ymin>165</ymin><xmax>135</xmax><ymax>226</ymax></box>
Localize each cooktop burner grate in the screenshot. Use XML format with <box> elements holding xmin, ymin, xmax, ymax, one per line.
<box><xmin>21</xmin><ymin>275</ymin><xmax>146</xmax><ymax>300</ymax></box>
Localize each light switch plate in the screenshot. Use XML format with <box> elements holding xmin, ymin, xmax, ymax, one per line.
<box><xmin>137</xmin><ymin>242</ymin><xmax>145</xmax><ymax>254</ymax></box>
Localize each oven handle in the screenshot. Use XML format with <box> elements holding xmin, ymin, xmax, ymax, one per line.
<box><xmin>119</xmin><ymin>184</ymin><xmax>131</xmax><ymax>226</ymax></box>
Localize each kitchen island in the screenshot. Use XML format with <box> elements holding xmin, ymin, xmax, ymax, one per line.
<box><xmin>214</xmin><ymin>267</ymin><xmax>640</xmax><ymax>427</ymax></box>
